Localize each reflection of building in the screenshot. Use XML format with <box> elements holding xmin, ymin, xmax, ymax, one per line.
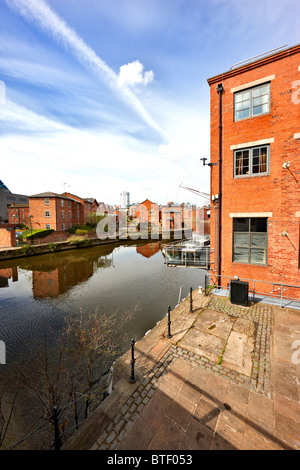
<box><xmin>32</xmin><ymin>260</ymin><xmax>95</xmax><ymax>298</ymax></box>
<box><xmin>136</xmin><ymin>243</ymin><xmax>160</xmax><ymax>258</ymax></box>
<box><xmin>0</xmin><ymin>267</ymin><xmax>18</xmax><ymax>288</ymax></box>
<box><xmin>30</xmin><ymin>247</ymin><xmax>114</xmax><ymax>298</ymax></box>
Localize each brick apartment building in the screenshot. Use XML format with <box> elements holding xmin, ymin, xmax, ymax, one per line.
<box><xmin>62</xmin><ymin>192</ymin><xmax>93</xmax><ymax>224</ymax></box>
<box><xmin>136</xmin><ymin>199</ymin><xmax>160</xmax><ymax>226</ymax></box>
<box><xmin>207</xmin><ymin>43</ymin><xmax>300</xmax><ymax>297</ymax></box>
<box><xmin>8</xmin><ymin>203</ymin><xmax>29</xmax><ymax>227</ymax></box>
<box><xmin>29</xmin><ymin>192</ymin><xmax>85</xmax><ymax>230</ymax></box>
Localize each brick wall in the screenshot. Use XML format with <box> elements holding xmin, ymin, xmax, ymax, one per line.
<box><xmin>0</xmin><ymin>228</ymin><xmax>16</xmax><ymax>247</ymax></box>
<box><xmin>208</xmin><ymin>46</ymin><xmax>300</xmax><ymax>293</ymax></box>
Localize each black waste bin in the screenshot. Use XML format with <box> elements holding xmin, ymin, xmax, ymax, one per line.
<box><xmin>230</xmin><ymin>280</ymin><xmax>249</xmax><ymax>306</ymax></box>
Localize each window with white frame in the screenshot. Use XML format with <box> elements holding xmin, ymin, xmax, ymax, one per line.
<box><xmin>44</xmin><ymin>198</ymin><xmax>49</xmax><ymax>205</ymax></box>
<box><xmin>46</xmin><ymin>224</ymin><xmax>50</xmax><ymax>229</ymax></box>
<box><xmin>45</xmin><ymin>210</ymin><xmax>50</xmax><ymax>217</ymax></box>
<box><xmin>61</xmin><ymin>210</ymin><xmax>65</xmax><ymax>219</ymax></box>
<box><xmin>233</xmin><ymin>218</ymin><xmax>268</xmax><ymax>265</ymax></box>
<box><xmin>234</xmin><ymin>83</ymin><xmax>270</xmax><ymax>121</ymax></box>
<box><xmin>62</xmin><ymin>223</ymin><xmax>65</xmax><ymax>230</ymax></box>
<box><xmin>234</xmin><ymin>145</ymin><xmax>269</xmax><ymax>177</ymax></box>
<box><xmin>61</xmin><ymin>199</ymin><xmax>64</xmax><ymax>207</ymax></box>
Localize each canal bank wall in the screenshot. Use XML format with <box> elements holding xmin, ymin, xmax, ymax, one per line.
<box><xmin>0</xmin><ymin>230</ymin><xmax>187</xmax><ymax>262</ymax></box>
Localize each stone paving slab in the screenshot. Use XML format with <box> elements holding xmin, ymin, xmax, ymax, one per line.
<box><xmin>62</xmin><ymin>290</ymin><xmax>300</xmax><ymax>451</ymax></box>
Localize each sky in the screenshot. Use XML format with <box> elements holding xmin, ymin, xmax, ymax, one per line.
<box><xmin>0</xmin><ymin>0</ymin><xmax>299</xmax><ymax>206</ymax></box>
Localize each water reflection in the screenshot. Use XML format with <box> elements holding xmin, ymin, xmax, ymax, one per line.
<box><xmin>0</xmin><ymin>240</ymin><xmax>206</xmax><ymax>364</ymax></box>
<box><xmin>0</xmin><ymin>244</ymin><xmax>116</xmax><ymax>298</ymax></box>
<box><xmin>0</xmin><ymin>267</ymin><xmax>18</xmax><ymax>288</ymax></box>
<box><xmin>136</xmin><ymin>242</ymin><xmax>160</xmax><ymax>258</ymax></box>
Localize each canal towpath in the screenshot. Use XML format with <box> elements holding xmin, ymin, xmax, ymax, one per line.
<box><xmin>62</xmin><ymin>288</ymin><xmax>300</xmax><ymax>451</ymax></box>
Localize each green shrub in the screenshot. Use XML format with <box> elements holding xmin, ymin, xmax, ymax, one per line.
<box><xmin>75</xmin><ymin>229</ymin><xmax>88</xmax><ymax>235</ymax></box>
<box><xmin>21</xmin><ymin>229</ymin><xmax>54</xmax><ymax>240</ymax></box>
<box><xmin>20</xmin><ymin>244</ymin><xmax>34</xmax><ymax>256</ymax></box>
<box><xmin>67</xmin><ymin>225</ymin><xmax>90</xmax><ymax>234</ymax></box>
<box><xmin>48</xmin><ymin>243</ymin><xmax>58</xmax><ymax>252</ymax></box>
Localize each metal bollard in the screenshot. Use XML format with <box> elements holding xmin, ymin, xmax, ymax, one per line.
<box><xmin>129</xmin><ymin>339</ymin><xmax>136</xmax><ymax>383</ymax></box>
<box><xmin>52</xmin><ymin>406</ymin><xmax>62</xmax><ymax>451</ymax></box>
<box><xmin>190</xmin><ymin>287</ymin><xmax>193</xmax><ymax>312</ymax></box>
<box><xmin>167</xmin><ymin>305</ymin><xmax>172</xmax><ymax>338</ymax></box>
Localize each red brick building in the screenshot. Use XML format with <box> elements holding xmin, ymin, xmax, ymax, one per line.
<box><xmin>207</xmin><ymin>44</ymin><xmax>300</xmax><ymax>298</ymax></box>
<box><xmin>160</xmin><ymin>203</ymin><xmax>182</xmax><ymax>230</ymax></box>
<box><xmin>8</xmin><ymin>203</ymin><xmax>29</xmax><ymax>226</ymax></box>
<box><xmin>136</xmin><ymin>199</ymin><xmax>159</xmax><ymax>226</ymax></box>
<box><xmin>62</xmin><ymin>192</ymin><xmax>93</xmax><ymax>224</ymax></box>
<box><xmin>29</xmin><ymin>192</ymin><xmax>84</xmax><ymax>231</ymax></box>
<box><xmin>84</xmin><ymin>198</ymin><xmax>99</xmax><ymax>214</ymax></box>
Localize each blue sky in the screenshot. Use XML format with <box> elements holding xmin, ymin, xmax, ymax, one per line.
<box><xmin>0</xmin><ymin>0</ymin><xmax>299</xmax><ymax>206</ymax></box>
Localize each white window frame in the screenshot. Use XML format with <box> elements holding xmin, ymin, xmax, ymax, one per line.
<box><xmin>45</xmin><ymin>210</ymin><xmax>50</xmax><ymax>218</ymax></box>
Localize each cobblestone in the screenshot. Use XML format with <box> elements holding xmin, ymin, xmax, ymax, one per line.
<box><xmin>91</xmin><ymin>295</ymin><xmax>275</xmax><ymax>450</ymax></box>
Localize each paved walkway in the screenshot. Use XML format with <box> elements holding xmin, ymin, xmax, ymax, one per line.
<box><xmin>63</xmin><ymin>290</ymin><xmax>300</xmax><ymax>451</ymax></box>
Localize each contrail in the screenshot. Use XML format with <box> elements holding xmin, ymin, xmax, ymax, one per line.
<box><xmin>7</xmin><ymin>0</ymin><xmax>169</xmax><ymax>141</ymax></box>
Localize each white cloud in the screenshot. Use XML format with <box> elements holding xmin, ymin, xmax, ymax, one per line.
<box><xmin>118</xmin><ymin>60</ymin><xmax>154</xmax><ymax>88</ymax></box>
<box><xmin>6</xmin><ymin>0</ymin><xmax>167</xmax><ymax>140</ymax></box>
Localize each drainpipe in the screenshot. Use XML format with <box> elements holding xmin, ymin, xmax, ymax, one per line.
<box><xmin>216</xmin><ymin>83</ymin><xmax>224</xmax><ymax>288</ymax></box>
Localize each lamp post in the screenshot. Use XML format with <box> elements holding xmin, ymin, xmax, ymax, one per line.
<box><xmin>28</xmin><ymin>214</ymin><xmax>33</xmax><ymax>243</ymax></box>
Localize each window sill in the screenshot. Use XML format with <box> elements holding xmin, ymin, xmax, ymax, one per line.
<box><xmin>234</xmin><ymin>111</ymin><xmax>271</xmax><ymax>123</ymax></box>
<box><xmin>232</xmin><ymin>262</ymin><xmax>268</xmax><ymax>267</ymax></box>
<box><xmin>234</xmin><ymin>173</ymin><xmax>269</xmax><ymax>179</ymax></box>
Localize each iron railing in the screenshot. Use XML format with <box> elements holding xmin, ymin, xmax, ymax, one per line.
<box><xmin>163</xmin><ymin>244</ymin><xmax>210</xmax><ymax>269</ymax></box>
<box><xmin>205</xmin><ymin>273</ymin><xmax>300</xmax><ymax>308</ymax></box>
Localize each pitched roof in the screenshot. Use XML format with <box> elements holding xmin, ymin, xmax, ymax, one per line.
<box><xmin>8</xmin><ymin>204</ymin><xmax>29</xmax><ymax>208</ymax></box>
<box><xmin>29</xmin><ymin>192</ymin><xmax>74</xmax><ymax>200</ymax></box>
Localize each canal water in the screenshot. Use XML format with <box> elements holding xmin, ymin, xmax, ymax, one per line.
<box><xmin>0</xmin><ymin>240</ymin><xmax>207</xmax><ymax>366</ymax></box>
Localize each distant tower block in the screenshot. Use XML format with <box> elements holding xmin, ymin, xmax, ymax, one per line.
<box><xmin>120</xmin><ymin>191</ymin><xmax>130</xmax><ymax>209</ymax></box>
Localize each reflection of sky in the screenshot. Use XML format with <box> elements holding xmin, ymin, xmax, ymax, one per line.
<box><xmin>0</xmin><ymin>243</ymin><xmax>206</xmax><ymax>365</ymax></box>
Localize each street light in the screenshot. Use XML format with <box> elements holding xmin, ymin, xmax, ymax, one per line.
<box><xmin>28</xmin><ymin>214</ymin><xmax>33</xmax><ymax>243</ymax></box>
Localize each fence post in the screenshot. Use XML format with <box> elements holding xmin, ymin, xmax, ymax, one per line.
<box><xmin>178</xmin><ymin>287</ymin><xmax>183</xmax><ymax>305</ymax></box>
<box><xmin>52</xmin><ymin>406</ymin><xmax>62</xmax><ymax>451</ymax></box>
<box><xmin>167</xmin><ymin>306</ymin><xmax>172</xmax><ymax>338</ymax></box>
<box><xmin>129</xmin><ymin>339</ymin><xmax>136</xmax><ymax>383</ymax></box>
<box><xmin>190</xmin><ymin>287</ymin><xmax>193</xmax><ymax>312</ymax></box>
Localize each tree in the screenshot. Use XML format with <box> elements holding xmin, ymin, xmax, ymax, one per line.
<box><xmin>1</xmin><ymin>305</ymin><xmax>138</xmax><ymax>449</ymax></box>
